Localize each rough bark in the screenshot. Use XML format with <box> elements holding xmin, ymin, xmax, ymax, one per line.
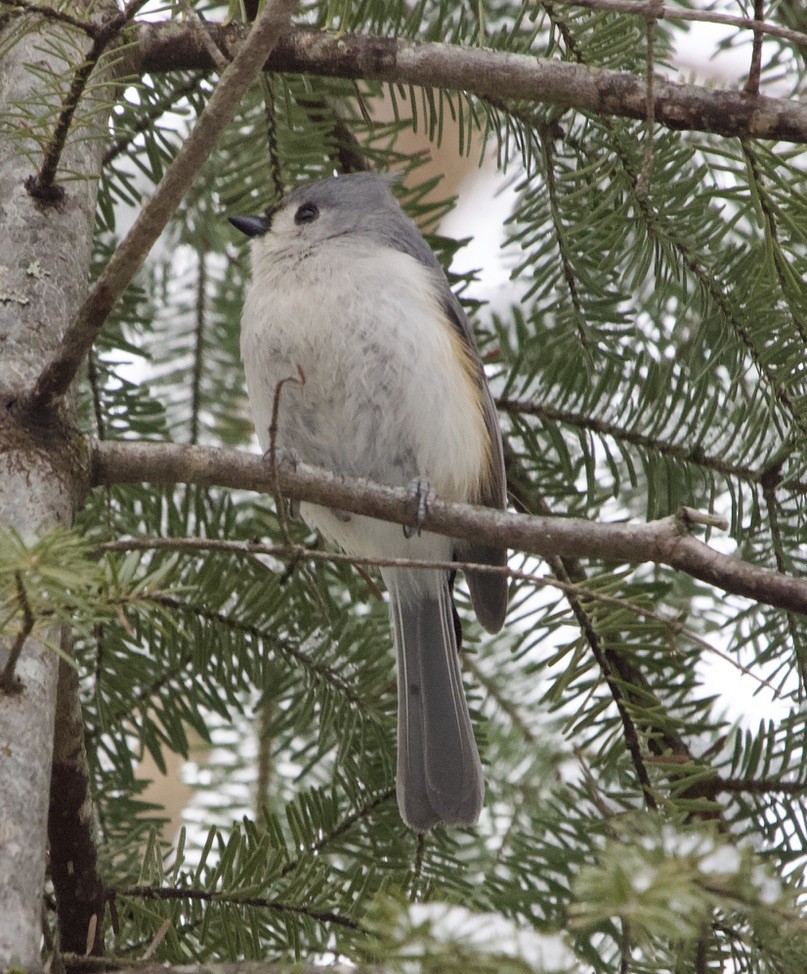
<box><xmin>0</xmin><ymin>7</ymin><xmax>108</xmax><ymax>968</ymax></box>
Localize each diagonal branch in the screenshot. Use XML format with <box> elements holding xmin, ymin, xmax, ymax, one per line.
<box><xmin>131</xmin><ymin>26</ymin><xmax>807</xmax><ymax>144</ymax></box>
<box><xmin>90</xmin><ymin>439</ymin><xmax>807</xmax><ymax>616</ymax></box>
<box><xmin>29</xmin><ymin>0</ymin><xmax>299</xmax><ymax>412</ymax></box>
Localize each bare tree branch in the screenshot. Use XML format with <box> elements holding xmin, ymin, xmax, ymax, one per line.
<box><xmin>29</xmin><ymin>0</ymin><xmax>300</xmax><ymax>411</ymax></box>
<box><xmin>90</xmin><ymin>440</ymin><xmax>807</xmax><ymax>617</ymax></box>
<box><xmin>130</xmin><ymin>26</ymin><xmax>807</xmax><ymax>144</ymax></box>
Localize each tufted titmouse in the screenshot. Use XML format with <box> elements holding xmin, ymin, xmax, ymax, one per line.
<box><xmin>231</xmin><ymin>172</ymin><xmax>507</xmax><ymax>831</ymax></box>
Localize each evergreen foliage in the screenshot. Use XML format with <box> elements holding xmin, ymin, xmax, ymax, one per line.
<box><xmin>1</xmin><ymin>0</ymin><xmax>806</xmax><ymax>969</ymax></box>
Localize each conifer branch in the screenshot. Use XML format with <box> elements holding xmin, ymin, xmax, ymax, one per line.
<box><xmin>145</xmin><ymin>594</ymin><xmax>378</xmax><ymax>712</ymax></box>
<box><xmin>26</xmin><ymin>0</ymin><xmax>151</xmax><ymax>203</ymax></box>
<box><xmin>90</xmin><ymin>440</ymin><xmax>807</xmax><ymax>617</ymax></box>
<box><xmin>740</xmin><ymin>140</ymin><xmax>807</xmax><ymax>347</ymax></box>
<box><xmin>0</xmin><ymin>0</ymin><xmax>98</xmax><ymax>34</ymax></box>
<box><xmin>116</xmin><ymin>885</ymin><xmax>363</xmax><ymax>931</ymax></box>
<box><xmin>102</xmin><ymin>74</ymin><xmax>205</xmax><ymax>167</ymax></box>
<box><xmin>717</xmin><ymin>777</ymin><xmax>807</xmax><ymax>795</ymax></box>
<box><xmin>547</xmin><ymin>0</ymin><xmax>807</xmax><ymax>51</ymax></box>
<box><xmin>99</xmin><ymin>536</ymin><xmax>747</xmax><ymax>668</ymax></box>
<box><xmin>279</xmin><ymin>788</ymin><xmax>396</xmax><ymax>878</ymax></box>
<box><xmin>132</xmin><ymin>26</ymin><xmax>807</xmax><ymax>144</ymax></box>
<box><xmin>540</xmin><ymin>127</ymin><xmax>590</xmax><ymax>349</ymax></box>
<box><xmin>504</xmin><ymin>450</ymin><xmax>664</xmax><ymax>808</ymax></box>
<box><xmin>497</xmin><ymin>397</ymin><xmax>804</xmax><ymax>491</ymax></box>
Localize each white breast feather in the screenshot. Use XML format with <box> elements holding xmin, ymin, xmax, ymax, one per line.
<box><xmin>240</xmin><ymin>239</ymin><xmax>488</xmax><ymax>569</ymax></box>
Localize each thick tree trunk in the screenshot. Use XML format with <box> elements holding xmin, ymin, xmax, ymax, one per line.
<box><xmin>0</xmin><ymin>9</ymin><xmax>108</xmax><ymax>968</ymax></box>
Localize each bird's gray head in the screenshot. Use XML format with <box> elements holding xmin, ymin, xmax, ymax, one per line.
<box><xmin>229</xmin><ymin>172</ymin><xmax>439</xmax><ymax>271</ymax></box>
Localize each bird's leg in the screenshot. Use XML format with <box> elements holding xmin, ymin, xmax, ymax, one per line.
<box><xmin>263</xmin><ymin>443</ymin><xmax>301</xmax><ymax>518</ymax></box>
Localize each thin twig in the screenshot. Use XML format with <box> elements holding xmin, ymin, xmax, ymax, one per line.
<box><xmin>86</xmin><ymin>351</ymin><xmax>106</xmax><ymax>440</ymax></box>
<box><xmin>181</xmin><ymin>0</ymin><xmax>229</xmax><ymax>73</ymax></box>
<box><xmin>538</xmin><ymin>0</ymin><xmax>807</xmax><ymax>50</ymax></box>
<box><xmin>744</xmin><ymin>0</ymin><xmax>766</xmax><ymax>96</ymax></box>
<box><xmin>717</xmin><ymin>776</ymin><xmax>807</xmax><ymax>796</ymax></box>
<box><xmin>255</xmin><ymin>696</ymin><xmax>273</xmax><ymax>821</ymax></box>
<box><xmin>268</xmin><ymin>369</ymin><xmax>305</xmax><ymax>543</ymax></box>
<box><xmin>409</xmin><ymin>833</ymin><xmax>426</xmax><ymax>902</ymax></box>
<box><xmin>261</xmin><ymin>74</ymin><xmax>285</xmax><ymax>199</ymax></box>
<box><xmin>540</xmin><ymin>125</ymin><xmax>590</xmax><ymax>349</ymax></box>
<box><xmin>30</xmin><ymin>0</ymin><xmax>300</xmax><ymax>409</ymax></box>
<box><xmin>297</xmin><ymin>91</ymin><xmax>372</xmax><ymax>174</ymax></box>
<box><xmin>636</xmin><ymin>0</ymin><xmax>661</xmax><ymax>197</ymax></box>
<box><xmin>189</xmin><ymin>247</ymin><xmax>206</xmax><ymax>446</ymax></box>
<box><xmin>0</xmin><ymin>573</ymin><xmax>35</xmax><ymax>694</ymax></box>
<box><xmin>97</xmin><ymin>535</ymin><xmax>780</xmax><ymax>693</ymax></box>
<box><xmin>695</xmin><ymin>927</ymin><xmax>709</xmax><ymax>974</ymax></box>
<box><xmin>620</xmin><ymin>919</ymin><xmax>631</xmax><ymax>974</ymax></box>
<box><xmin>573</xmin><ymin>746</ymin><xmax>619</xmax><ymax>819</ymax></box>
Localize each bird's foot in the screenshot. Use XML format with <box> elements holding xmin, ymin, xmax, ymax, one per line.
<box><xmin>403</xmin><ymin>477</ymin><xmax>435</xmax><ymax>538</ymax></box>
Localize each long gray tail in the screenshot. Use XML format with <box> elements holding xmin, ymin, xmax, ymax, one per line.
<box><xmin>386</xmin><ymin>568</ymin><xmax>483</xmax><ymax>831</ymax></box>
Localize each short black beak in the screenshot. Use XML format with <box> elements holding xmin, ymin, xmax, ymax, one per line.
<box><xmin>228</xmin><ymin>215</ymin><xmax>269</xmax><ymax>237</ymax></box>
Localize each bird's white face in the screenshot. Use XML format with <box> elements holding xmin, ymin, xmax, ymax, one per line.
<box><xmin>231</xmin><ymin>172</ymin><xmax>410</xmax><ymax>273</ymax></box>
<box><xmin>252</xmin><ymin>195</ymin><xmax>342</xmax><ymax>263</ymax></box>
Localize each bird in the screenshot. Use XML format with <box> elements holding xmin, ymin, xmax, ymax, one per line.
<box><xmin>231</xmin><ymin>172</ymin><xmax>507</xmax><ymax>831</ymax></box>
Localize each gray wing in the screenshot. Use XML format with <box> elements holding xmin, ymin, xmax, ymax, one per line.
<box><xmin>440</xmin><ymin>291</ymin><xmax>508</xmax><ymax>635</ymax></box>
<box><xmin>375</xmin><ymin>190</ymin><xmax>508</xmax><ymax>632</ymax></box>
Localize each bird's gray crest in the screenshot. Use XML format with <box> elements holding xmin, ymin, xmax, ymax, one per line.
<box><xmin>279</xmin><ymin>171</ymin><xmax>441</xmax><ymax>272</ymax></box>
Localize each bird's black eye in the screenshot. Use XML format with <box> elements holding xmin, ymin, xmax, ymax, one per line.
<box><xmin>294</xmin><ymin>203</ymin><xmax>319</xmax><ymax>225</ymax></box>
